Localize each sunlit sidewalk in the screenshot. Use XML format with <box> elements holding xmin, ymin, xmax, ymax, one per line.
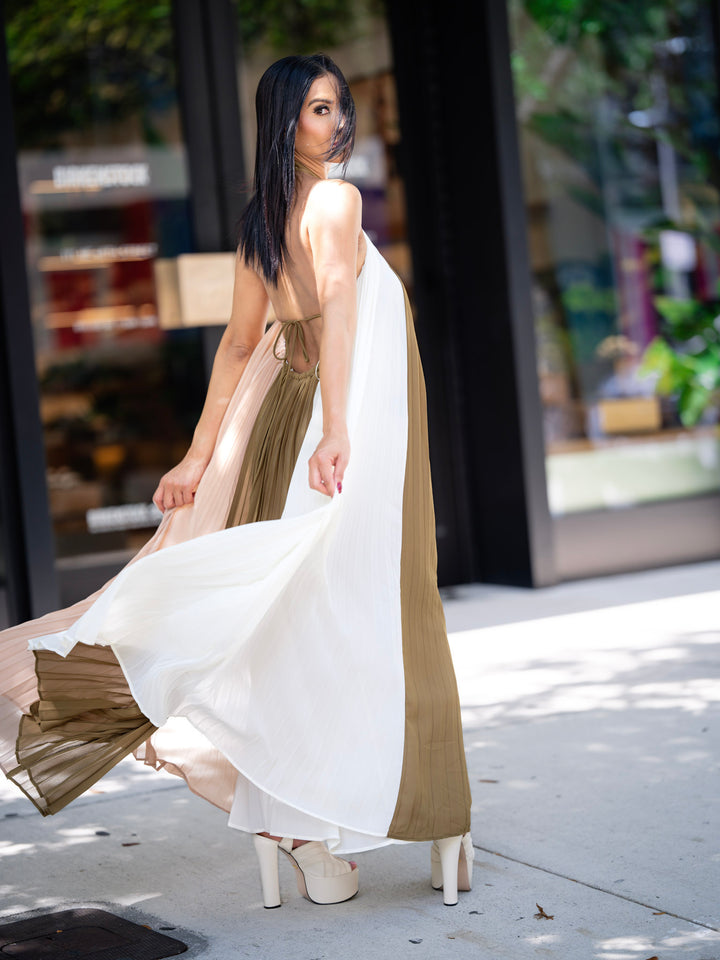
<box><xmin>1</xmin><ymin>561</ymin><xmax>719</xmax><ymax>959</ymax></box>
<box><xmin>445</xmin><ymin>561</ymin><xmax>720</xmax><ymax>959</ymax></box>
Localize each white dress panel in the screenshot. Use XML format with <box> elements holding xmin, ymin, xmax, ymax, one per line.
<box><xmin>29</xmin><ymin>238</ymin><xmax>409</xmax><ymax>853</ymax></box>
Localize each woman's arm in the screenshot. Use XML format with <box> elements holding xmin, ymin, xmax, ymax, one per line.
<box><xmin>306</xmin><ymin>180</ymin><xmax>362</xmax><ymax>497</ymax></box>
<box><xmin>152</xmin><ymin>255</ymin><xmax>269</xmax><ymax>512</ymax></box>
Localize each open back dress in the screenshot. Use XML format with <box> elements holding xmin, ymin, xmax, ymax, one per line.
<box><xmin>0</xmin><ymin>234</ymin><xmax>471</xmax><ymax>854</ymax></box>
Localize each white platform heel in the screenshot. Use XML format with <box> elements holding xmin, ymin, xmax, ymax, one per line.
<box><xmin>430</xmin><ymin>833</ymin><xmax>474</xmax><ymax>906</ymax></box>
<box><xmin>253</xmin><ymin>834</ymin><xmax>359</xmax><ymax>908</ymax></box>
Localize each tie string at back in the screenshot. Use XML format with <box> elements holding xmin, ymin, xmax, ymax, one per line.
<box><xmin>272</xmin><ymin>313</ymin><xmax>321</xmax><ymax>380</ymax></box>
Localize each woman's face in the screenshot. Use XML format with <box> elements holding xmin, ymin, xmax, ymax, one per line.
<box><xmin>295</xmin><ymin>74</ymin><xmax>341</xmax><ymax>161</ymax></box>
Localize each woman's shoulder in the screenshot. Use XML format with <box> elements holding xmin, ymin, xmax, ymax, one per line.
<box><xmin>306</xmin><ymin>178</ymin><xmax>362</xmax><ymax>220</ymax></box>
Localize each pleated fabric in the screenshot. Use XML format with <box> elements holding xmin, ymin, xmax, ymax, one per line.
<box><xmin>3</xmin><ymin>360</ymin><xmax>321</xmax><ymax>818</ymax></box>
<box><xmin>226</xmin><ymin>361</ymin><xmax>319</xmax><ymax>527</ymax></box>
<box><xmin>7</xmin><ymin>645</ymin><xmax>155</xmax><ymax>816</ymax></box>
<box><xmin>388</xmin><ymin>285</ymin><xmax>471</xmax><ymax>840</ymax></box>
<box><xmin>0</xmin><ymin>235</ymin><xmax>471</xmax><ymax>851</ymax></box>
<box><xmin>0</xmin><ymin>301</ymin><xmax>291</xmax><ymax>816</ymax></box>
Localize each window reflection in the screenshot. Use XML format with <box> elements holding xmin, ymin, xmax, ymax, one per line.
<box><xmin>510</xmin><ymin>0</ymin><xmax>720</xmax><ymax>515</ymax></box>
<box><xmin>6</xmin><ymin>2</ymin><xmax>204</xmax><ymax>588</ymax></box>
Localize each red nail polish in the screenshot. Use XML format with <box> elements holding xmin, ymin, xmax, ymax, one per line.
<box><xmin>337</xmin><ymin>481</ymin><xmax>342</xmax><ymax>493</ymax></box>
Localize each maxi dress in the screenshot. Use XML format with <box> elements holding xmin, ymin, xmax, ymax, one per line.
<box><xmin>0</xmin><ymin>235</ymin><xmax>472</xmax><ymax>854</ymax></box>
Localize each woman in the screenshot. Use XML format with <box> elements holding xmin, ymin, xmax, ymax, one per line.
<box><xmin>0</xmin><ymin>54</ymin><xmax>473</xmax><ymax>909</ymax></box>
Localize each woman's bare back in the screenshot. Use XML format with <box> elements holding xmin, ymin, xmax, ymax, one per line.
<box><xmin>261</xmin><ymin>178</ymin><xmax>366</xmax><ymax>374</ymax></box>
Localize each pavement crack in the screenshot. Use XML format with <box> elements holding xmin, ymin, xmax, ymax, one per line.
<box><xmin>474</xmin><ymin>843</ymin><xmax>720</xmax><ymax>933</ymax></box>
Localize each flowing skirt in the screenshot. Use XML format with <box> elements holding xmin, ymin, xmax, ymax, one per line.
<box><xmin>0</xmin><ymin>237</ymin><xmax>471</xmax><ymax>853</ymax></box>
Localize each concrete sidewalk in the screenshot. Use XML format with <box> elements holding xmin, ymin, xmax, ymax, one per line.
<box><xmin>1</xmin><ymin>561</ymin><xmax>719</xmax><ymax>959</ymax></box>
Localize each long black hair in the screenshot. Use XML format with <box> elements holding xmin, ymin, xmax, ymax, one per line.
<box><xmin>238</xmin><ymin>54</ymin><xmax>356</xmax><ymax>284</ymax></box>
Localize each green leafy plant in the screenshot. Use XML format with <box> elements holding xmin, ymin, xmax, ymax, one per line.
<box><xmin>5</xmin><ymin>0</ymin><xmax>177</xmax><ymax>148</ymax></box>
<box><xmin>234</xmin><ymin>0</ymin><xmax>384</xmax><ymax>53</ymax></box>
<box><xmin>639</xmin><ymin>296</ymin><xmax>720</xmax><ymax>425</ymax></box>
<box><xmin>5</xmin><ymin>0</ymin><xmax>386</xmax><ymax>148</ymax></box>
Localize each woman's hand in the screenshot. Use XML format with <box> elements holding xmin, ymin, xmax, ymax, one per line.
<box><xmin>308</xmin><ymin>429</ymin><xmax>349</xmax><ymax>497</ymax></box>
<box><xmin>152</xmin><ymin>452</ymin><xmax>211</xmax><ymax>513</ymax></box>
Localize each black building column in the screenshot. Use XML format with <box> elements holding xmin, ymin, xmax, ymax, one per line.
<box><xmin>0</xmin><ymin>1</ymin><xmax>58</xmax><ymax>623</ymax></box>
<box><xmin>172</xmin><ymin>0</ymin><xmax>247</xmax><ymax>374</ymax></box>
<box><xmin>172</xmin><ymin>0</ymin><xmax>246</xmax><ymax>252</ymax></box>
<box><xmin>387</xmin><ymin>0</ymin><xmax>556</xmax><ymax>586</ymax></box>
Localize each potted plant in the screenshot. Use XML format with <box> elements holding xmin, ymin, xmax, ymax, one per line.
<box><xmin>639</xmin><ymin>296</ymin><xmax>720</xmax><ymax>426</ymax></box>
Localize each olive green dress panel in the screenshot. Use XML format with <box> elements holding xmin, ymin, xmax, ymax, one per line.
<box><xmin>8</xmin><ymin>644</ymin><xmax>156</xmax><ymax>816</ymax></box>
<box><xmin>225</xmin><ymin>362</ymin><xmax>319</xmax><ymax>527</ymax></box>
<box><xmin>387</xmin><ymin>286</ymin><xmax>472</xmax><ymax>841</ymax></box>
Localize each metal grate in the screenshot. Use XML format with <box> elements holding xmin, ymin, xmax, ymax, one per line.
<box><xmin>0</xmin><ymin>908</ymin><xmax>188</xmax><ymax>958</ymax></box>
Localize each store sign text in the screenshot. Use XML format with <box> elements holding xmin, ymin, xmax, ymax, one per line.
<box><xmin>53</xmin><ymin>163</ymin><xmax>151</xmax><ymax>190</ymax></box>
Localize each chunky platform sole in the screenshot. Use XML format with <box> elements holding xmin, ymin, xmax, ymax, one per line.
<box><xmin>253</xmin><ymin>834</ymin><xmax>359</xmax><ymax>908</ymax></box>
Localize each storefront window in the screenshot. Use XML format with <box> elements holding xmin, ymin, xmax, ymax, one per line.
<box><xmin>509</xmin><ymin>0</ymin><xmax>720</xmax><ymax>515</ymax></box>
<box><xmin>234</xmin><ymin>0</ymin><xmax>411</xmax><ymax>285</ymax></box>
<box><xmin>6</xmin><ymin>2</ymin><xmax>205</xmax><ymax>591</ymax></box>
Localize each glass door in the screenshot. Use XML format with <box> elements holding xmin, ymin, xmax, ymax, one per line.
<box><xmin>509</xmin><ymin>0</ymin><xmax>720</xmax><ymax>520</ymax></box>
<box><xmin>6</xmin><ymin>2</ymin><xmax>205</xmax><ymax>600</ymax></box>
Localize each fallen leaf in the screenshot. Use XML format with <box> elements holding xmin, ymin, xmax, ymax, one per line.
<box><xmin>409</xmin><ymin>938</ymin><xmax>423</xmax><ymax>944</ymax></box>
<box><xmin>478</xmin><ymin>779</ymin><xmax>499</xmax><ymax>783</ymax></box>
<box><xmin>95</xmin><ymin>830</ymin><xmax>110</xmax><ymax>836</ymax></box>
<box><xmin>652</xmin><ymin>911</ymin><xmax>665</xmax><ymax>916</ymax></box>
<box><xmin>121</xmin><ymin>842</ymin><xmax>141</xmax><ymax>847</ymax></box>
<box><xmin>644</xmin><ymin>956</ymin><xmax>658</xmax><ymax>960</ymax></box>
<box><xmin>534</xmin><ymin>904</ymin><xmax>554</xmax><ymax>920</ymax></box>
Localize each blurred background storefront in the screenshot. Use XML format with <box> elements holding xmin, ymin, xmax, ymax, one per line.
<box><xmin>509</xmin><ymin>0</ymin><xmax>720</xmax><ymax>579</ymax></box>
<box><xmin>1</xmin><ymin>0</ymin><xmax>719</xmax><ymax>625</ymax></box>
